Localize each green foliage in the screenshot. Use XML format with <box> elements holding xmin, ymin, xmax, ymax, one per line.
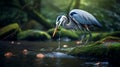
<box><xmin>17</xmin><ymin>30</ymin><xmax>51</xmax><ymax>41</ymax></box>
<box><xmin>0</xmin><ymin>7</ymin><xmax>27</xmax><ymax>27</ymax></box>
<box><xmin>1</xmin><ymin>0</ymin><xmax>120</xmax><ymax>31</ymax></box>
<box><xmin>81</xmin><ymin>0</ymin><xmax>115</xmax><ymax>8</ymax></box>
<box><xmin>90</xmin><ymin>32</ymin><xmax>103</xmax><ymax>41</ymax></box>
<box><xmin>47</xmin><ymin>28</ymin><xmax>80</xmax><ymax>40</ymax></box>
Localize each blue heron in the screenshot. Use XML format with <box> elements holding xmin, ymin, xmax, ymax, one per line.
<box><xmin>53</xmin><ymin>9</ymin><xmax>102</xmax><ymax>45</ymax></box>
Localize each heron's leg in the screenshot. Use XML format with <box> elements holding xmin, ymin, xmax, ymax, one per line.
<box><xmin>82</xmin><ymin>28</ymin><xmax>87</xmax><ymax>44</ymax></box>
<box><xmin>74</xmin><ymin>23</ymin><xmax>88</xmax><ymax>45</ymax></box>
<box><xmin>88</xmin><ymin>28</ymin><xmax>92</xmax><ymax>42</ymax></box>
<box><xmin>77</xmin><ymin>24</ymin><xmax>86</xmax><ymax>43</ymax></box>
<box><xmin>84</xmin><ymin>25</ymin><xmax>92</xmax><ymax>45</ymax></box>
<box><xmin>56</xmin><ymin>31</ymin><xmax>61</xmax><ymax>50</ymax></box>
<box><xmin>78</xmin><ymin>27</ymin><xmax>90</xmax><ymax>45</ymax></box>
<box><xmin>72</xmin><ymin>25</ymin><xmax>79</xmax><ymax>31</ymax></box>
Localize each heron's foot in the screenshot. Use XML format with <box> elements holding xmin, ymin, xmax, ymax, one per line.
<box><xmin>76</xmin><ymin>40</ymin><xmax>83</xmax><ymax>45</ymax></box>
<box><xmin>75</xmin><ymin>40</ymin><xmax>86</xmax><ymax>47</ymax></box>
<box><xmin>80</xmin><ymin>35</ymin><xmax>86</xmax><ymax>40</ymax></box>
<box><xmin>79</xmin><ymin>35</ymin><xmax>87</xmax><ymax>45</ymax></box>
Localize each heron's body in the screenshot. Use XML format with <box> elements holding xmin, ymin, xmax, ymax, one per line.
<box><xmin>53</xmin><ymin>9</ymin><xmax>102</xmax><ymax>46</ymax></box>
<box><xmin>69</xmin><ymin>9</ymin><xmax>102</xmax><ymax>27</ymax></box>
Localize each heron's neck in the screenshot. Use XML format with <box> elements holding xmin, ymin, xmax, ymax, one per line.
<box><xmin>62</xmin><ymin>17</ymin><xmax>75</xmax><ymax>29</ymax></box>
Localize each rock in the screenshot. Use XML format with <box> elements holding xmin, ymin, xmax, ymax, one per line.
<box><xmin>17</xmin><ymin>30</ymin><xmax>51</xmax><ymax>41</ymax></box>
<box><xmin>4</xmin><ymin>52</ymin><xmax>14</xmax><ymax>58</ymax></box>
<box><xmin>93</xmin><ymin>31</ymin><xmax>120</xmax><ymax>42</ymax></box>
<box><xmin>107</xmin><ymin>31</ymin><xmax>120</xmax><ymax>38</ymax></box>
<box><xmin>95</xmin><ymin>36</ymin><xmax>120</xmax><ymax>45</ymax></box>
<box><xmin>0</xmin><ymin>23</ymin><xmax>21</xmax><ymax>40</ymax></box>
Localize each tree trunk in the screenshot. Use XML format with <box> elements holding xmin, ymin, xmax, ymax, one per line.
<box><xmin>66</xmin><ymin>0</ymin><xmax>74</xmax><ymax>14</ymax></box>
<box><xmin>19</xmin><ymin>0</ymin><xmax>53</xmax><ymax>30</ymax></box>
<box><xmin>73</xmin><ymin>0</ymin><xmax>80</xmax><ymax>9</ymax></box>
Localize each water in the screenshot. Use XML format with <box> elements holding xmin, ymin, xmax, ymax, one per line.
<box><xmin>0</xmin><ymin>41</ymin><xmax>108</xmax><ymax>67</ymax></box>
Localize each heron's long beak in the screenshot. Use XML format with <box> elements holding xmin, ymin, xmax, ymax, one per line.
<box><xmin>52</xmin><ymin>26</ymin><xmax>58</xmax><ymax>37</ymax></box>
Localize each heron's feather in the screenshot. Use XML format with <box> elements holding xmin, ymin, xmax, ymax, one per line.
<box><xmin>69</xmin><ymin>9</ymin><xmax>102</xmax><ymax>27</ymax></box>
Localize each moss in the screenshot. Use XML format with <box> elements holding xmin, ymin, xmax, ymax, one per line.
<box><xmin>92</xmin><ymin>31</ymin><xmax>120</xmax><ymax>41</ymax></box>
<box><xmin>69</xmin><ymin>39</ymin><xmax>120</xmax><ymax>60</ymax></box>
<box><xmin>0</xmin><ymin>23</ymin><xmax>21</xmax><ymax>35</ymax></box>
<box><xmin>107</xmin><ymin>31</ymin><xmax>120</xmax><ymax>37</ymax></box>
<box><xmin>69</xmin><ymin>31</ymin><xmax>120</xmax><ymax>58</ymax></box>
<box><xmin>94</xmin><ymin>36</ymin><xmax>120</xmax><ymax>45</ymax></box>
<box><xmin>0</xmin><ymin>23</ymin><xmax>21</xmax><ymax>40</ymax></box>
<box><xmin>47</xmin><ymin>28</ymin><xmax>79</xmax><ymax>40</ymax></box>
<box><xmin>17</xmin><ymin>30</ymin><xmax>51</xmax><ymax>41</ymax></box>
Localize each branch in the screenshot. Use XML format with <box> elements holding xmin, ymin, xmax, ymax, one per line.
<box><xmin>19</xmin><ymin>0</ymin><xmax>53</xmax><ymax>29</ymax></box>
<box><xmin>73</xmin><ymin>0</ymin><xmax>80</xmax><ymax>9</ymax></box>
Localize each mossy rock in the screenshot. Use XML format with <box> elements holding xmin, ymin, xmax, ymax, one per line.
<box><xmin>69</xmin><ymin>32</ymin><xmax>120</xmax><ymax>61</ymax></box>
<box><xmin>93</xmin><ymin>31</ymin><xmax>120</xmax><ymax>44</ymax></box>
<box><xmin>47</xmin><ymin>28</ymin><xmax>79</xmax><ymax>40</ymax></box>
<box><xmin>95</xmin><ymin>36</ymin><xmax>120</xmax><ymax>45</ymax></box>
<box><xmin>107</xmin><ymin>31</ymin><xmax>120</xmax><ymax>37</ymax></box>
<box><xmin>69</xmin><ymin>44</ymin><xmax>108</xmax><ymax>59</ymax></box>
<box><xmin>69</xmin><ymin>32</ymin><xmax>120</xmax><ymax>58</ymax></box>
<box><xmin>0</xmin><ymin>23</ymin><xmax>21</xmax><ymax>40</ymax></box>
<box><xmin>92</xmin><ymin>31</ymin><xmax>120</xmax><ymax>41</ymax></box>
<box><xmin>17</xmin><ymin>30</ymin><xmax>51</xmax><ymax>41</ymax></box>
<box><xmin>69</xmin><ymin>42</ymin><xmax>120</xmax><ymax>60</ymax></box>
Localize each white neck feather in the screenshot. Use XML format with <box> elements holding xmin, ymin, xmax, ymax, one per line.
<box><xmin>62</xmin><ymin>16</ymin><xmax>76</xmax><ymax>29</ymax></box>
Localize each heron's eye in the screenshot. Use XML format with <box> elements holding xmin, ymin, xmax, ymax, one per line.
<box><xmin>57</xmin><ymin>16</ymin><xmax>61</xmax><ymax>21</ymax></box>
<box><xmin>56</xmin><ymin>16</ymin><xmax>62</xmax><ymax>22</ymax></box>
<box><xmin>56</xmin><ymin>15</ymin><xmax>66</xmax><ymax>26</ymax></box>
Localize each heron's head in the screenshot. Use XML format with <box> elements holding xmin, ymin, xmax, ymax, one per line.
<box><xmin>52</xmin><ymin>15</ymin><xmax>67</xmax><ymax>37</ymax></box>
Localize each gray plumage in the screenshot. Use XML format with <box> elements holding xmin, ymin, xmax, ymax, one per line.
<box><xmin>69</xmin><ymin>9</ymin><xmax>102</xmax><ymax>28</ymax></box>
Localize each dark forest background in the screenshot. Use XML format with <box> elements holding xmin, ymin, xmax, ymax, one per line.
<box><xmin>0</xmin><ymin>0</ymin><xmax>120</xmax><ymax>41</ymax></box>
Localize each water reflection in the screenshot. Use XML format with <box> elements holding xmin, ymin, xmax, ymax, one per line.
<box><xmin>0</xmin><ymin>41</ymin><xmax>109</xmax><ymax>67</ymax></box>
<box><xmin>34</xmin><ymin>56</ymin><xmax>84</xmax><ymax>67</ymax></box>
<box><xmin>3</xmin><ymin>51</ymin><xmax>109</xmax><ymax>67</ymax></box>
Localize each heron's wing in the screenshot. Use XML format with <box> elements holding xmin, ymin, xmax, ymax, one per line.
<box><xmin>69</xmin><ymin>10</ymin><xmax>102</xmax><ymax>27</ymax></box>
<box><xmin>83</xmin><ymin>13</ymin><xmax>102</xmax><ymax>27</ymax></box>
<box><xmin>69</xmin><ymin>12</ymin><xmax>92</xmax><ymax>25</ymax></box>
<box><xmin>91</xmin><ymin>19</ymin><xmax>102</xmax><ymax>28</ymax></box>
